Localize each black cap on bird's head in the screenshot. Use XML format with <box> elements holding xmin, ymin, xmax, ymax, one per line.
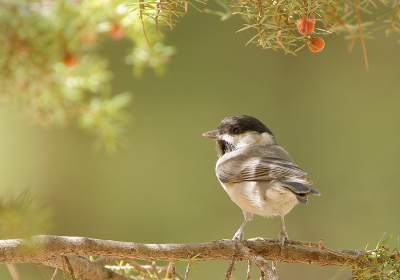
<box><xmin>203</xmin><ymin>115</ymin><xmax>275</xmax><ymax>157</ymax></box>
<box><xmin>217</xmin><ymin>115</ymin><xmax>273</xmax><ymax>136</ymax></box>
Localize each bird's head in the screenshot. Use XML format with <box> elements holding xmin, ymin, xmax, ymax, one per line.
<box><xmin>202</xmin><ymin>115</ymin><xmax>275</xmax><ymax>157</ymax></box>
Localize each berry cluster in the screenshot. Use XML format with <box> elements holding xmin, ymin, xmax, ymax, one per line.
<box><xmin>296</xmin><ymin>14</ymin><xmax>325</xmax><ymax>53</ymax></box>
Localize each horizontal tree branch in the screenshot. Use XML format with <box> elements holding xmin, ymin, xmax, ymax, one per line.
<box><xmin>0</xmin><ymin>235</ymin><xmax>362</xmax><ymax>280</ymax></box>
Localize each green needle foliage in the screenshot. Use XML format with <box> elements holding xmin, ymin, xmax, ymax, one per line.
<box><xmin>0</xmin><ymin>0</ymin><xmax>175</xmax><ymax>152</ymax></box>
<box><xmin>137</xmin><ymin>0</ymin><xmax>400</xmax><ymax>54</ymax></box>
<box><xmin>352</xmin><ymin>234</ymin><xmax>400</xmax><ymax>279</ymax></box>
<box><xmin>0</xmin><ymin>190</ymin><xmax>52</xmax><ymax>239</ymax></box>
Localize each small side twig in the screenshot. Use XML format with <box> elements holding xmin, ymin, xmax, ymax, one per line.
<box><xmin>50</xmin><ymin>268</ymin><xmax>59</xmax><ymax>280</ymax></box>
<box><xmin>151</xmin><ymin>261</ymin><xmax>162</xmax><ymax>280</ymax></box>
<box><xmin>260</xmin><ymin>269</ymin><xmax>266</xmax><ymax>280</ymax></box>
<box><xmin>353</xmin><ymin>0</ymin><xmax>369</xmax><ymax>70</ymax></box>
<box><xmin>246</xmin><ymin>260</ymin><xmax>252</xmax><ymax>280</ymax></box>
<box><xmin>171</xmin><ymin>261</ymin><xmax>177</xmax><ymax>280</ymax></box>
<box><xmin>138</xmin><ymin>4</ymin><xmax>150</xmax><ymax>47</ymax></box>
<box><xmin>183</xmin><ymin>262</ymin><xmax>191</xmax><ymax>280</ymax></box>
<box><xmin>6</xmin><ymin>264</ymin><xmax>20</xmax><ymax>280</ymax></box>
<box><xmin>225</xmin><ymin>243</ymin><xmax>239</xmax><ymax>280</ymax></box>
<box><xmin>165</xmin><ymin>261</ymin><xmax>173</xmax><ymax>279</ymax></box>
<box><xmin>61</xmin><ymin>256</ymin><xmax>67</xmax><ymax>280</ymax></box>
<box><xmin>62</xmin><ymin>256</ymin><xmax>76</xmax><ymax>280</ymax></box>
<box><xmin>165</xmin><ymin>261</ymin><xmax>180</xmax><ymax>279</ymax></box>
<box><xmin>238</xmin><ymin>243</ymin><xmax>280</xmax><ymax>280</ymax></box>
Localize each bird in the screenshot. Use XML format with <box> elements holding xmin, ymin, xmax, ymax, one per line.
<box><xmin>202</xmin><ymin>115</ymin><xmax>320</xmax><ymax>245</ymax></box>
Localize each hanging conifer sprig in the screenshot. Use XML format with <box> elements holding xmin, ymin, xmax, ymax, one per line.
<box><xmin>0</xmin><ymin>0</ymin><xmax>175</xmax><ymax>152</ymax></box>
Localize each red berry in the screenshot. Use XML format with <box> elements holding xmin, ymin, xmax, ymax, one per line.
<box><xmin>308</xmin><ymin>37</ymin><xmax>325</xmax><ymax>53</ymax></box>
<box><xmin>62</xmin><ymin>53</ymin><xmax>79</xmax><ymax>67</ymax></box>
<box><xmin>108</xmin><ymin>23</ymin><xmax>124</xmax><ymax>40</ymax></box>
<box><xmin>297</xmin><ymin>16</ymin><xmax>315</xmax><ymax>36</ymax></box>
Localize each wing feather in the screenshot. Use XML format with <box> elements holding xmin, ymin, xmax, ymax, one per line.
<box><xmin>237</xmin><ymin>157</ymin><xmax>312</xmax><ymax>184</ymax></box>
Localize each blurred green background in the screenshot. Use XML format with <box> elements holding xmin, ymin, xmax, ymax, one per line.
<box><xmin>1</xmin><ymin>7</ymin><xmax>400</xmax><ymax>280</ymax></box>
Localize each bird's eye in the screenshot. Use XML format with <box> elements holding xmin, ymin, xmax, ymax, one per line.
<box><xmin>232</xmin><ymin>126</ymin><xmax>241</xmax><ymax>134</ymax></box>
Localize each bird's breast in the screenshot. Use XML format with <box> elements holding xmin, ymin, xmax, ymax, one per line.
<box><xmin>218</xmin><ymin>180</ymin><xmax>298</xmax><ymax>217</ymax></box>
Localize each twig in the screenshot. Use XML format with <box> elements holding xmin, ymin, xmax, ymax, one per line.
<box><xmin>166</xmin><ymin>261</ymin><xmax>173</xmax><ymax>279</ymax></box>
<box><xmin>353</xmin><ymin>0</ymin><xmax>369</xmax><ymax>70</ymax></box>
<box><xmin>151</xmin><ymin>261</ymin><xmax>162</xmax><ymax>280</ymax></box>
<box><xmin>6</xmin><ymin>264</ymin><xmax>20</xmax><ymax>280</ymax></box>
<box><xmin>61</xmin><ymin>256</ymin><xmax>67</xmax><ymax>280</ymax></box>
<box><xmin>139</xmin><ymin>4</ymin><xmax>150</xmax><ymax>47</ymax></box>
<box><xmin>225</xmin><ymin>243</ymin><xmax>238</xmax><ymax>280</ymax></box>
<box><xmin>165</xmin><ymin>261</ymin><xmax>182</xmax><ymax>279</ymax></box>
<box><xmin>238</xmin><ymin>243</ymin><xmax>280</xmax><ymax>280</ymax></box>
<box><xmin>328</xmin><ymin>12</ymin><xmax>356</xmax><ymax>52</ymax></box>
<box><xmin>171</xmin><ymin>261</ymin><xmax>177</xmax><ymax>280</ymax></box>
<box><xmin>246</xmin><ymin>260</ymin><xmax>252</xmax><ymax>280</ymax></box>
<box><xmin>62</xmin><ymin>256</ymin><xmax>76</xmax><ymax>280</ymax></box>
<box><xmin>260</xmin><ymin>270</ymin><xmax>266</xmax><ymax>280</ymax></box>
<box><xmin>184</xmin><ymin>262</ymin><xmax>191</xmax><ymax>280</ymax></box>
<box><xmin>50</xmin><ymin>268</ymin><xmax>59</xmax><ymax>280</ymax></box>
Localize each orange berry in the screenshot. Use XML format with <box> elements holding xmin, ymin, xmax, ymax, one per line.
<box><xmin>297</xmin><ymin>16</ymin><xmax>315</xmax><ymax>36</ymax></box>
<box><xmin>108</xmin><ymin>23</ymin><xmax>124</xmax><ymax>40</ymax></box>
<box><xmin>308</xmin><ymin>37</ymin><xmax>325</xmax><ymax>53</ymax></box>
<box><xmin>62</xmin><ymin>53</ymin><xmax>79</xmax><ymax>67</ymax></box>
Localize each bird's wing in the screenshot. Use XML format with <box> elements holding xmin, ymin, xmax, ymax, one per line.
<box><xmin>225</xmin><ymin>157</ymin><xmax>312</xmax><ymax>184</ymax></box>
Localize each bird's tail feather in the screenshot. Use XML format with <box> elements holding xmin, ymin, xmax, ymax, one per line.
<box><xmin>281</xmin><ymin>181</ymin><xmax>320</xmax><ymax>204</ymax></box>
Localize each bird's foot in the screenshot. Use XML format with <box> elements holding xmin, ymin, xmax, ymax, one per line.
<box><xmin>232</xmin><ymin>230</ymin><xmax>244</xmax><ymax>241</ymax></box>
<box><xmin>278</xmin><ymin>230</ymin><xmax>288</xmax><ymax>254</ymax></box>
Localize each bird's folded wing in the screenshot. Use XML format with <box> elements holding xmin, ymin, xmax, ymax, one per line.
<box><xmin>228</xmin><ymin>157</ymin><xmax>312</xmax><ymax>184</ymax></box>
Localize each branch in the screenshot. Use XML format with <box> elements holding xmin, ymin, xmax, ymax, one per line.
<box><xmin>0</xmin><ymin>235</ymin><xmax>360</xmax><ymax>264</ymax></box>
<box><xmin>0</xmin><ymin>235</ymin><xmax>362</xmax><ymax>279</ymax></box>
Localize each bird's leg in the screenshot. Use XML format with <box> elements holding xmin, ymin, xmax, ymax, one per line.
<box><xmin>271</xmin><ymin>215</ymin><xmax>288</xmax><ymax>271</ymax></box>
<box><xmin>233</xmin><ymin>211</ymin><xmax>253</xmax><ymax>240</ymax></box>
<box><xmin>278</xmin><ymin>215</ymin><xmax>288</xmax><ymax>249</ymax></box>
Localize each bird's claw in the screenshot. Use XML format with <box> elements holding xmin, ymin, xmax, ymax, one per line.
<box><xmin>278</xmin><ymin>230</ymin><xmax>288</xmax><ymax>254</ymax></box>
<box><xmin>232</xmin><ymin>230</ymin><xmax>244</xmax><ymax>241</ymax></box>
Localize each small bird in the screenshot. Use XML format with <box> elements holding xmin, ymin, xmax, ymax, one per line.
<box><xmin>202</xmin><ymin>115</ymin><xmax>320</xmax><ymax>244</ymax></box>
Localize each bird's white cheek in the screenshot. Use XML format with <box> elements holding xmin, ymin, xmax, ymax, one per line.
<box><xmin>237</xmin><ymin>133</ymin><xmax>260</xmax><ymax>147</ymax></box>
<box><xmin>220</xmin><ymin>131</ymin><xmax>274</xmax><ymax>148</ymax></box>
<box><xmin>258</xmin><ymin>132</ymin><xmax>275</xmax><ymax>145</ymax></box>
<box><xmin>220</xmin><ymin>134</ymin><xmax>236</xmax><ymax>145</ymax></box>
<box><xmin>220</xmin><ymin>132</ymin><xmax>256</xmax><ymax>147</ymax></box>
<box><xmin>235</xmin><ymin>132</ymin><xmax>273</xmax><ymax>148</ymax></box>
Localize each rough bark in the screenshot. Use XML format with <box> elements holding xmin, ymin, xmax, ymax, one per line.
<box><xmin>0</xmin><ymin>235</ymin><xmax>362</xmax><ymax>280</ymax></box>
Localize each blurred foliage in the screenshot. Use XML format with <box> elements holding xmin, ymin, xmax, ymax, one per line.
<box><xmin>0</xmin><ymin>0</ymin><xmax>398</xmax><ymax>152</ymax></box>
<box><xmin>0</xmin><ymin>190</ymin><xmax>52</xmax><ymax>239</ymax></box>
<box><xmin>105</xmin><ymin>260</ymin><xmax>183</xmax><ymax>279</ymax></box>
<box><xmin>0</xmin><ymin>0</ymin><xmax>175</xmax><ymax>152</ymax></box>
<box><xmin>351</xmin><ymin>234</ymin><xmax>400</xmax><ymax>280</ymax></box>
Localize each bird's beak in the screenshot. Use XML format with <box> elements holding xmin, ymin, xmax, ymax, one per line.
<box><xmin>202</xmin><ymin>130</ymin><xmax>218</xmax><ymax>140</ymax></box>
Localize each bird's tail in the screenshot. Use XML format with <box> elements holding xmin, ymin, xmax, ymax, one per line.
<box><xmin>281</xmin><ymin>181</ymin><xmax>320</xmax><ymax>204</ymax></box>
